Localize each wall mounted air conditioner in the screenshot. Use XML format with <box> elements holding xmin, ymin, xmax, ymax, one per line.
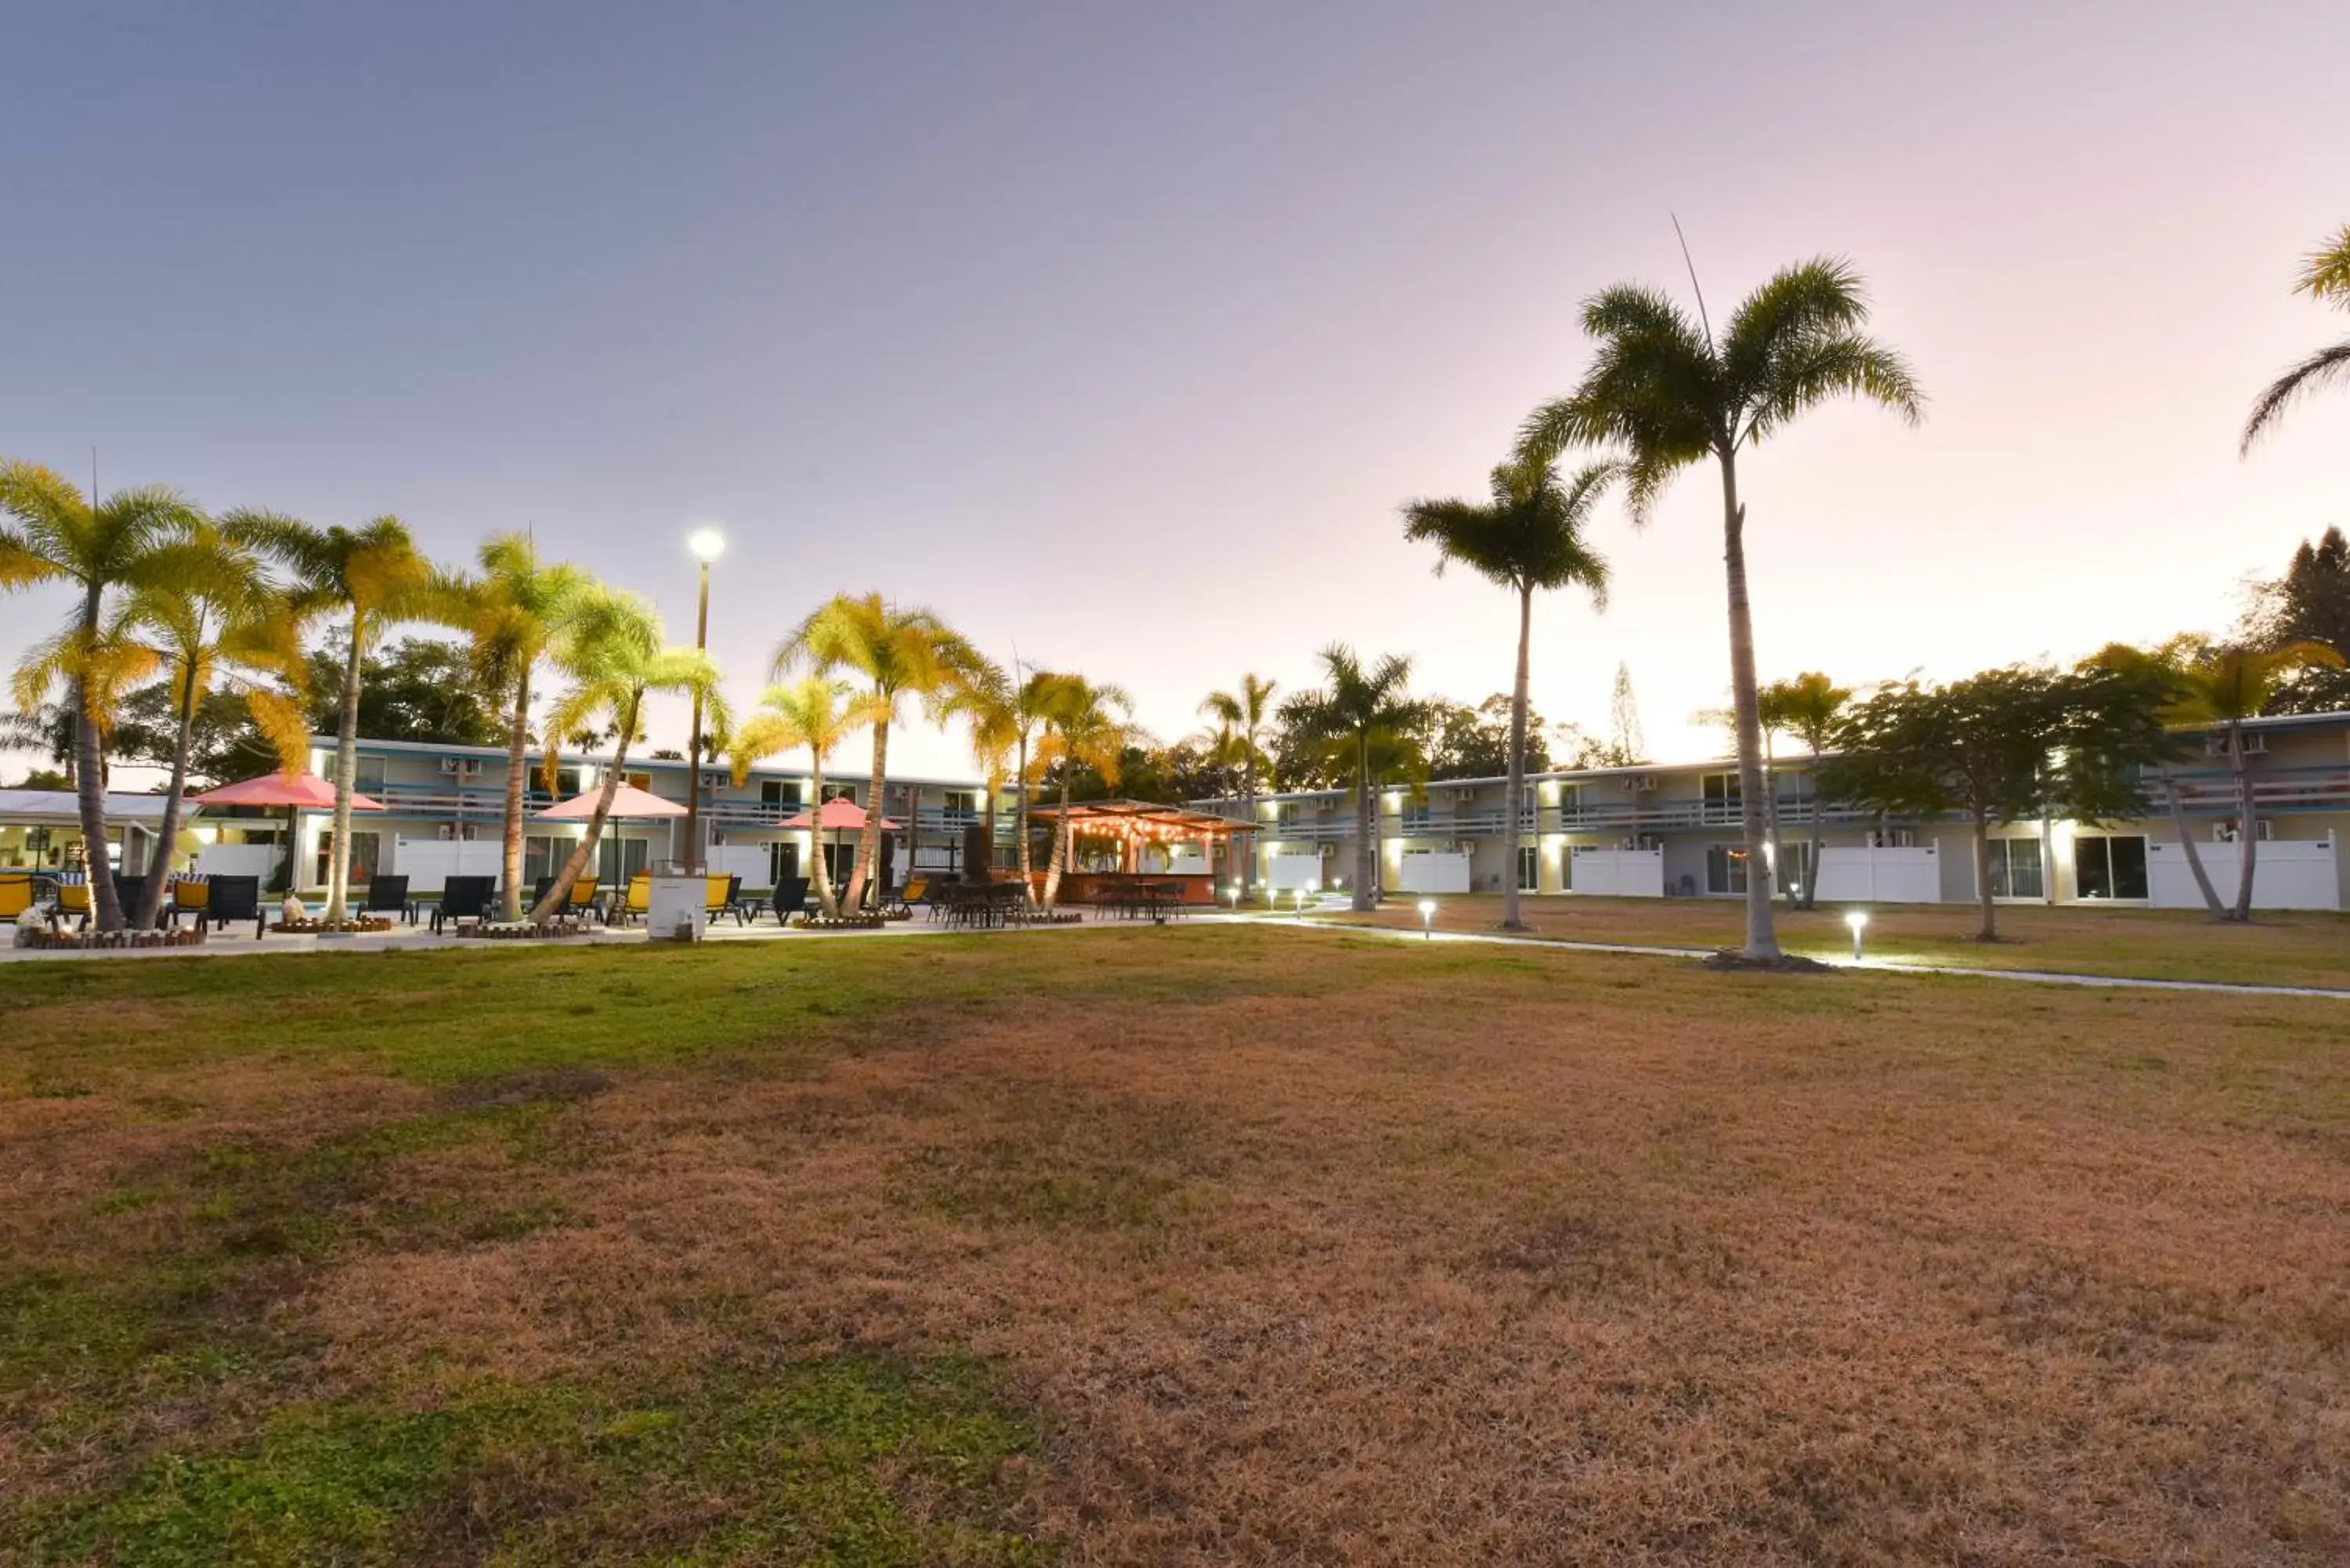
<box><xmin>1622</xmin><ymin>774</ymin><xmax>1659</xmax><ymax>793</ymax></box>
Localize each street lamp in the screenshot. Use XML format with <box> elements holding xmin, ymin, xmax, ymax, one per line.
<box><xmin>683</xmin><ymin>527</ymin><xmax>725</xmax><ymax>875</ymax></box>
<box><xmin>1845</xmin><ymin>909</ymin><xmax>1869</xmax><ymax>961</ymax></box>
<box><xmin>1418</xmin><ymin>898</ymin><xmax>1435</xmax><ymax>938</ymax></box>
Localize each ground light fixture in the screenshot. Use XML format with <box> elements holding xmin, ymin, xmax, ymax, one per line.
<box><xmin>1418</xmin><ymin>898</ymin><xmax>1435</xmax><ymax>938</ymax></box>
<box><xmin>1295</xmin><ymin>887</ymin><xmax>1310</xmax><ymax>918</ymax></box>
<box><xmin>1225</xmin><ymin>883</ymin><xmax>1240</xmax><ymax>910</ymax></box>
<box><xmin>1846</xmin><ymin>909</ymin><xmax>1870</xmax><ymax>960</ymax></box>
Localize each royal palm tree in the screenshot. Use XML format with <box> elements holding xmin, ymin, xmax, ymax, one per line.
<box><xmin>227</xmin><ymin>511</ymin><xmax>439</xmax><ymax>922</ymax></box>
<box><xmin>2243</xmin><ymin>225</ymin><xmax>2350</xmax><ymax>452</ymax></box>
<box><xmin>1521</xmin><ymin>257</ymin><xmax>1921</xmax><ymax>959</ymax></box>
<box><xmin>1036</xmin><ymin>676</ymin><xmax>1144</xmax><ymax>909</ymax></box>
<box><xmin>730</xmin><ymin>675</ymin><xmax>861</xmax><ymax>919</ymax></box>
<box><xmin>1756</xmin><ymin>672</ymin><xmax>1852</xmax><ymax>910</ymax></box>
<box><xmin>529</xmin><ymin>588</ymin><xmax>728</xmax><ymax>922</ymax></box>
<box><xmin>0</xmin><ymin>460</ymin><xmax>203</xmax><ymax>930</ymax></box>
<box><xmin>1198</xmin><ymin>673</ymin><xmax>1278</xmax><ymax>895</ymax></box>
<box><xmin>775</xmin><ymin>594</ymin><xmax>978</xmax><ymax>911</ymax></box>
<box><xmin>1281</xmin><ymin>647</ymin><xmax>1433</xmax><ymax>912</ymax></box>
<box><xmin>114</xmin><ymin>528</ymin><xmax>312</xmax><ymax>927</ymax></box>
<box><xmin>443</xmin><ymin>535</ymin><xmax>593</xmax><ymax>920</ymax></box>
<box><xmin>1404</xmin><ymin>455</ymin><xmax>1616</xmax><ymax>930</ymax></box>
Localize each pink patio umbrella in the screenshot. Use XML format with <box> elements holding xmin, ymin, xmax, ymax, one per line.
<box><xmin>531</xmin><ymin>782</ymin><xmax>688</xmax><ymax>822</ymax></box>
<box><xmin>776</xmin><ymin>797</ymin><xmax>899</xmax><ymax>894</ymax></box>
<box><xmin>190</xmin><ymin>771</ymin><xmax>385</xmax><ymax>891</ymax></box>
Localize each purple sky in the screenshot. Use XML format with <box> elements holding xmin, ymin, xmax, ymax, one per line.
<box><xmin>5</xmin><ymin>2</ymin><xmax>2345</xmax><ymax>781</ymax></box>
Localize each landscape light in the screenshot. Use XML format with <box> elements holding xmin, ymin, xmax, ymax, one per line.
<box><xmin>1846</xmin><ymin>909</ymin><xmax>1870</xmax><ymax>960</ymax></box>
<box><xmin>1418</xmin><ymin>898</ymin><xmax>1435</xmax><ymax>938</ymax></box>
<box><xmin>687</xmin><ymin>526</ymin><xmax>727</xmax><ymax>563</ymax></box>
<box><xmin>1294</xmin><ymin>887</ymin><xmax>1310</xmax><ymax>917</ymax></box>
<box><xmin>1225</xmin><ymin>883</ymin><xmax>1239</xmax><ymax>910</ymax></box>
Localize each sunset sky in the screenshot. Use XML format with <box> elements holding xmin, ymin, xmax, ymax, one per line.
<box><xmin>5</xmin><ymin>2</ymin><xmax>2345</xmax><ymax>780</ymax></box>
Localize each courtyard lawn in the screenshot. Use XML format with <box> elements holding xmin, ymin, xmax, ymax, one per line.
<box><xmin>1311</xmin><ymin>892</ymin><xmax>2350</xmax><ymax>988</ymax></box>
<box><xmin>7</xmin><ymin>927</ymin><xmax>2350</xmax><ymax>1564</ymax></box>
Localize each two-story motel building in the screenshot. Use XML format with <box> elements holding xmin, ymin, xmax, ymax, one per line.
<box><xmin>1199</xmin><ymin>709</ymin><xmax>2350</xmax><ymax>912</ymax></box>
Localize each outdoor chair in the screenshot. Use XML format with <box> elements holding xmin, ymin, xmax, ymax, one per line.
<box><xmin>51</xmin><ymin>880</ymin><xmax>92</xmax><ymax>932</ymax></box>
<box><xmin>168</xmin><ymin>878</ymin><xmax>210</xmax><ymax>928</ymax></box>
<box><xmin>703</xmin><ymin>873</ymin><xmax>747</xmax><ymax>927</ymax></box>
<box><xmin>431</xmin><ymin>875</ymin><xmax>497</xmax><ymax>934</ymax></box>
<box><xmin>768</xmin><ymin>876</ymin><xmax>810</xmax><ymax>924</ymax></box>
<box><xmin>529</xmin><ymin>876</ymin><xmax>558</xmax><ymax>915</ymax></box>
<box><xmin>609</xmin><ymin>873</ymin><xmax>653</xmax><ymax>927</ymax></box>
<box><xmin>718</xmin><ymin>876</ymin><xmax>755</xmax><ymax>924</ymax></box>
<box><xmin>112</xmin><ymin>876</ymin><xmax>149</xmax><ymax>927</ymax></box>
<box><xmin>0</xmin><ymin>873</ymin><xmax>38</xmax><ymax>923</ymax></box>
<box><xmin>201</xmin><ymin>876</ymin><xmax>266</xmax><ymax>939</ymax></box>
<box><xmin>360</xmin><ymin>874</ymin><xmax>414</xmax><ymax>923</ymax></box>
<box><xmin>568</xmin><ymin>878</ymin><xmax>603</xmax><ymax>923</ymax></box>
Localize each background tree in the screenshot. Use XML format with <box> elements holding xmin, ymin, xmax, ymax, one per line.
<box><xmin>230</xmin><ymin>513</ymin><xmax>439</xmax><ymax>920</ymax></box>
<box><xmin>443</xmin><ymin>535</ymin><xmax>592</xmax><ymax>920</ymax></box>
<box><xmin>529</xmin><ymin>589</ymin><xmax>728</xmax><ymax>922</ymax></box>
<box><xmin>1404</xmin><ymin>453</ymin><xmax>1614</xmax><ymax>930</ymax></box>
<box><xmin>730</xmin><ymin>676</ymin><xmax>861</xmax><ymax>919</ymax></box>
<box><xmin>1425</xmin><ymin>695</ymin><xmax>1550</xmax><ymax>782</ymax></box>
<box><xmin>2084</xmin><ymin>641</ymin><xmax>2227</xmax><ymax>918</ymax></box>
<box><xmin>2241</xmin><ymin>225</ymin><xmax>2350</xmax><ymax>451</ymax></box>
<box><xmin>1036</xmin><ymin>676</ymin><xmax>1144</xmax><ymax>908</ymax></box>
<box><xmin>1757</xmin><ymin>672</ymin><xmax>1852</xmax><ymax>909</ymax></box>
<box><xmin>1822</xmin><ymin>666</ymin><xmax>2167</xmax><ymax>940</ymax></box>
<box><xmin>1523</xmin><ymin>256</ymin><xmax>1921</xmax><ymax>959</ymax></box>
<box><xmin>0</xmin><ymin>699</ymin><xmax>78</xmax><ymax>786</ymax></box>
<box><xmin>1198</xmin><ymin>674</ymin><xmax>1277</xmax><ymax>893</ymax></box>
<box><xmin>941</xmin><ymin>658</ymin><xmax>1020</xmax><ymax>883</ymax></box>
<box><xmin>2242</xmin><ymin>526</ymin><xmax>2350</xmax><ymax>714</ymax></box>
<box><xmin>1603</xmin><ymin>661</ymin><xmax>1646</xmax><ymax>768</ymax></box>
<box><xmin>1279</xmin><ymin>647</ymin><xmax>1431</xmax><ymax>911</ymax></box>
<box><xmin>776</xmin><ymin>594</ymin><xmax>978</xmax><ymax>911</ymax></box>
<box><xmin>1</xmin><ymin>460</ymin><xmax>201</xmax><ymax>930</ymax></box>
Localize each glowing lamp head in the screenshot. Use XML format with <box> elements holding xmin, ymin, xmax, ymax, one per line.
<box><xmin>687</xmin><ymin>527</ymin><xmax>727</xmax><ymax>563</ymax></box>
<box><xmin>1845</xmin><ymin>911</ymin><xmax>1869</xmax><ymax>932</ymax></box>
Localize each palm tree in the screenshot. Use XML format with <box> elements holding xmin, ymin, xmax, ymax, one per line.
<box><xmin>2243</xmin><ymin>225</ymin><xmax>2350</xmax><ymax>452</ymax></box>
<box><xmin>226</xmin><ymin>512</ymin><xmax>439</xmax><ymax>922</ymax></box>
<box><xmin>774</xmin><ymin>594</ymin><xmax>978</xmax><ymax>911</ymax></box>
<box><xmin>443</xmin><ymin>534</ymin><xmax>592</xmax><ymax>920</ymax></box>
<box><xmin>1756</xmin><ymin>673</ymin><xmax>1852</xmax><ymax>910</ymax></box>
<box><xmin>941</xmin><ymin>658</ymin><xmax>1026</xmax><ymax>883</ymax></box>
<box><xmin>2153</xmin><ymin>638</ymin><xmax>2344</xmax><ymax>921</ymax></box>
<box><xmin>1036</xmin><ymin>675</ymin><xmax>1144</xmax><ymax>909</ymax></box>
<box><xmin>1198</xmin><ymin>673</ymin><xmax>1278</xmax><ymax>895</ymax></box>
<box><xmin>114</xmin><ymin>529</ymin><xmax>312</xmax><ymax>927</ymax></box>
<box><xmin>1404</xmin><ymin>455</ymin><xmax>1616</xmax><ymax>930</ymax></box>
<box><xmin>0</xmin><ymin>461</ymin><xmax>203</xmax><ymax>930</ymax></box>
<box><xmin>1522</xmin><ymin>257</ymin><xmax>1921</xmax><ymax>959</ymax></box>
<box><xmin>528</xmin><ymin>588</ymin><xmax>728</xmax><ymax>922</ymax></box>
<box><xmin>1281</xmin><ymin>647</ymin><xmax>1433</xmax><ymax>912</ymax></box>
<box><xmin>730</xmin><ymin>675</ymin><xmax>860</xmax><ymax>919</ymax></box>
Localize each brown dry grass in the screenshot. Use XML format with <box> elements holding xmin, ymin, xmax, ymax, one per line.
<box><xmin>9</xmin><ymin>927</ymin><xmax>2350</xmax><ymax>1563</ymax></box>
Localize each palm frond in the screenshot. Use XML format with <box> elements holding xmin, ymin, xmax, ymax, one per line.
<box><xmin>2240</xmin><ymin>338</ymin><xmax>2350</xmax><ymax>453</ymax></box>
<box><xmin>2296</xmin><ymin>225</ymin><xmax>2350</xmax><ymax>305</ymax></box>
<box><xmin>1741</xmin><ymin>334</ymin><xmax>1924</xmax><ymax>446</ymax></box>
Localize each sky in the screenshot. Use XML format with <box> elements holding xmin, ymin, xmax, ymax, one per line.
<box><xmin>4</xmin><ymin>0</ymin><xmax>2345</xmax><ymax>782</ymax></box>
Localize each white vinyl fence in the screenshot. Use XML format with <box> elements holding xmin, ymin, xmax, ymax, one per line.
<box><xmin>1813</xmin><ymin>845</ymin><xmax>1942</xmax><ymax>905</ymax></box>
<box><xmin>2149</xmin><ymin>835</ymin><xmax>2339</xmax><ymax>911</ymax></box>
<box><xmin>190</xmin><ymin>844</ymin><xmax>282</xmax><ymax>882</ymax></box>
<box><xmin>708</xmin><ymin>844</ymin><xmax>773</xmax><ymax>891</ymax></box>
<box><xmin>392</xmin><ymin>836</ymin><xmax>503</xmax><ymax>893</ymax></box>
<box><xmin>1567</xmin><ymin>847</ymin><xmax>1665</xmax><ymax>898</ymax></box>
<box><xmin>1267</xmin><ymin>852</ymin><xmax>1324</xmax><ymax>891</ymax></box>
<box><xmin>1395</xmin><ymin>850</ymin><xmax>1472</xmax><ymax>894</ymax></box>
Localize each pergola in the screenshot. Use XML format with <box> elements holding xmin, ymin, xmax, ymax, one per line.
<box><xmin>1027</xmin><ymin>799</ymin><xmax>1249</xmax><ymax>879</ymax></box>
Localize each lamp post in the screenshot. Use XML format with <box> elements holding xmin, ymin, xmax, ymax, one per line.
<box><xmin>683</xmin><ymin>527</ymin><xmax>725</xmax><ymax>875</ymax></box>
<box><xmin>1846</xmin><ymin>909</ymin><xmax>1869</xmax><ymax>961</ymax></box>
<box><xmin>1418</xmin><ymin>898</ymin><xmax>1435</xmax><ymax>939</ymax></box>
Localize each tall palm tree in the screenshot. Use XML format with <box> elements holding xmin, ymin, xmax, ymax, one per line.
<box><xmin>1403</xmin><ymin>455</ymin><xmax>1616</xmax><ymax>930</ymax></box>
<box><xmin>529</xmin><ymin>588</ymin><xmax>728</xmax><ymax>922</ymax></box>
<box><xmin>114</xmin><ymin>528</ymin><xmax>312</xmax><ymax>927</ymax></box>
<box><xmin>1198</xmin><ymin>673</ymin><xmax>1278</xmax><ymax>895</ymax></box>
<box><xmin>775</xmin><ymin>594</ymin><xmax>978</xmax><ymax>911</ymax></box>
<box><xmin>0</xmin><ymin>460</ymin><xmax>203</xmax><ymax>930</ymax></box>
<box><xmin>1036</xmin><ymin>675</ymin><xmax>1144</xmax><ymax>909</ymax></box>
<box><xmin>1755</xmin><ymin>672</ymin><xmax>1851</xmax><ymax>910</ymax></box>
<box><xmin>2153</xmin><ymin>638</ymin><xmax>2344</xmax><ymax>921</ymax></box>
<box><xmin>442</xmin><ymin>534</ymin><xmax>593</xmax><ymax>920</ymax></box>
<box><xmin>1281</xmin><ymin>647</ymin><xmax>1432</xmax><ymax>912</ymax></box>
<box><xmin>730</xmin><ymin>675</ymin><xmax>861</xmax><ymax>919</ymax></box>
<box><xmin>226</xmin><ymin>511</ymin><xmax>439</xmax><ymax>921</ymax></box>
<box><xmin>941</xmin><ymin>657</ymin><xmax>1025</xmax><ymax>883</ymax></box>
<box><xmin>1522</xmin><ymin>257</ymin><xmax>1921</xmax><ymax>959</ymax></box>
<box><xmin>2243</xmin><ymin>225</ymin><xmax>2350</xmax><ymax>453</ymax></box>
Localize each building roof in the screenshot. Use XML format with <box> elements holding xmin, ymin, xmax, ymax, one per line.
<box><xmin>1028</xmin><ymin>799</ymin><xmax>1252</xmax><ymax>836</ymax></box>
<box><xmin>309</xmin><ymin>734</ymin><xmax>992</xmax><ymax>792</ymax></box>
<box><xmin>0</xmin><ymin>789</ymin><xmax>178</xmax><ymax>824</ymax></box>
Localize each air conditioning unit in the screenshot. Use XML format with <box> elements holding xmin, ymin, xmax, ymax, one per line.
<box><xmin>1622</xmin><ymin>774</ymin><xmax>1660</xmax><ymax>793</ymax></box>
<box><xmin>439</xmin><ymin>756</ymin><xmax>485</xmax><ymax>777</ymax></box>
<box><xmin>2204</xmin><ymin>732</ymin><xmax>2266</xmax><ymax>757</ymax></box>
<box><xmin>439</xmin><ymin>756</ymin><xmax>460</xmax><ymax>775</ymax></box>
<box><xmin>436</xmin><ymin>822</ymin><xmax>456</xmax><ymax>840</ymax></box>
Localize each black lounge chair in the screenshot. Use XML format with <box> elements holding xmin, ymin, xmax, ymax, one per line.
<box><xmin>360</xmin><ymin>875</ymin><xmax>414</xmax><ymax>923</ymax></box>
<box><xmin>432</xmin><ymin>875</ymin><xmax>497</xmax><ymax>934</ymax></box>
<box><xmin>768</xmin><ymin>876</ymin><xmax>811</xmax><ymax>924</ymax></box>
<box><xmin>201</xmin><ymin>875</ymin><xmax>266</xmax><ymax>939</ymax></box>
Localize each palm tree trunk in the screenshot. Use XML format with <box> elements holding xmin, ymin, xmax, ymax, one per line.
<box><xmin>1718</xmin><ymin>452</ymin><xmax>1781</xmax><ymax>959</ymax></box>
<box><xmin>1502</xmin><ymin>584</ymin><xmax>1532</xmax><ymax>930</ymax></box>
<box><xmin>1239</xmin><ymin>757</ymin><xmax>1257</xmax><ymax>898</ymax></box>
<box><xmin>1802</xmin><ymin>757</ymin><xmax>1825</xmax><ymax>913</ymax></box>
<box><xmin>844</xmin><ymin>706</ymin><xmax>887</xmax><ymax>911</ymax></box>
<box><xmin>1353</xmin><ymin>733</ymin><xmax>1376</xmax><ymax>913</ymax></box>
<box><xmin>74</xmin><ymin>582</ymin><xmax>123</xmax><ymax>933</ymax></box>
<box><xmin>1042</xmin><ymin>771</ymin><xmax>1072</xmax><ymax>908</ymax></box>
<box><xmin>325</xmin><ymin>622</ymin><xmax>363</xmax><ymax>922</ymax></box>
<box><xmin>1762</xmin><ymin>733</ymin><xmax>1787</xmax><ymax>906</ymax></box>
<box><xmin>808</xmin><ymin>755</ymin><xmax>840</xmax><ymax>919</ymax></box>
<box><xmin>533</xmin><ymin>693</ymin><xmax>638</xmax><ymax>921</ymax></box>
<box><xmin>1015</xmin><ymin>735</ymin><xmax>1034</xmax><ymax>891</ymax></box>
<box><xmin>500</xmin><ymin>667</ymin><xmax>530</xmax><ymax>923</ymax></box>
<box><xmin>2229</xmin><ymin>726</ymin><xmax>2258</xmax><ymax>922</ymax></box>
<box><xmin>139</xmin><ymin>654</ymin><xmax>202</xmax><ymax>930</ymax></box>
<box><xmin>1972</xmin><ymin>808</ymin><xmax>1998</xmax><ymax>941</ymax></box>
<box><xmin>2160</xmin><ymin>763</ymin><xmax>2225</xmax><ymax>918</ymax></box>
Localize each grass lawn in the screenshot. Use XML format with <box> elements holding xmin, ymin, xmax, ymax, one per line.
<box><xmin>7</xmin><ymin>927</ymin><xmax>2350</xmax><ymax>1563</ymax></box>
<box><xmin>1309</xmin><ymin>893</ymin><xmax>2350</xmax><ymax>988</ymax></box>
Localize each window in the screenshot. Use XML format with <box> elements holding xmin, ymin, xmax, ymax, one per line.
<box><xmin>942</xmin><ymin>789</ymin><xmax>978</xmax><ymax>822</ymax></box>
<box><xmin>523</xmin><ymin>835</ymin><xmax>566</xmax><ymax>886</ymax></box>
<box><xmin>352</xmin><ymin>756</ymin><xmax>387</xmax><ymax>794</ymax></box>
<box><xmin>2212</xmin><ymin>819</ymin><xmax>2271</xmax><ymax>842</ymax></box>
<box><xmin>1517</xmin><ymin>845</ymin><xmax>1538</xmax><ymax>891</ymax></box>
<box><xmin>1986</xmin><ymin>836</ymin><xmax>2044</xmax><ymax>900</ymax></box>
<box><xmin>821</xmin><ymin>782</ymin><xmax>856</xmax><ymax>804</ymax></box>
<box><xmin>555</xmin><ymin>767</ymin><xmax>583</xmax><ymax>797</ymax></box>
<box><xmin>1701</xmin><ymin>773</ymin><xmax>1741</xmax><ymax>822</ymax></box>
<box><xmin>1705</xmin><ymin>844</ymin><xmax>1749</xmax><ymax>894</ymax></box>
<box><xmin>624</xmin><ymin>771</ymin><xmax>652</xmax><ymax>791</ymax></box>
<box><xmin>1775</xmin><ymin>841</ymin><xmax>1813</xmax><ymax>901</ymax></box>
<box><xmin>596</xmin><ymin>835</ymin><xmax>649</xmax><ymax>887</ymax></box>
<box><xmin>1867</xmin><ymin>827</ymin><xmax>1917</xmax><ymax>848</ymax></box>
<box><xmin>316</xmin><ymin>830</ymin><xmax>381</xmax><ymax>886</ymax></box>
<box><xmin>760</xmin><ymin>779</ymin><xmax>803</xmax><ymax>808</ymax></box>
<box><xmin>2073</xmin><ymin>834</ymin><xmax>2148</xmax><ymax>900</ymax></box>
<box><xmin>768</xmin><ymin>840</ymin><xmax>801</xmax><ymax>885</ymax></box>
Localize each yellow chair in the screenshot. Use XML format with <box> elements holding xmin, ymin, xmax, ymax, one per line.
<box><xmin>171</xmin><ymin>880</ymin><xmax>211</xmax><ymax>927</ymax></box>
<box><xmin>618</xmin><ymin>873</ymin><xmax>652</xmax><ymax>926</ymax></box>
<box><xmin>55</xmin><ymin>880</ymin><xmax>92</xmax><ymax>930</ymax></box>
<box><xmin>0</xmin><ymin>875</ymin><xmax>36</xmax><ymax>921</ymax></box>
<box><xmin>704</xmin><ymin>873</ymin><xmax>750</xmax><ymax>927</ymax></box>
<box><xmin>568</xmin><ymin>878</ymin><xmax>602</xmax><ymax>923</ymax></box>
